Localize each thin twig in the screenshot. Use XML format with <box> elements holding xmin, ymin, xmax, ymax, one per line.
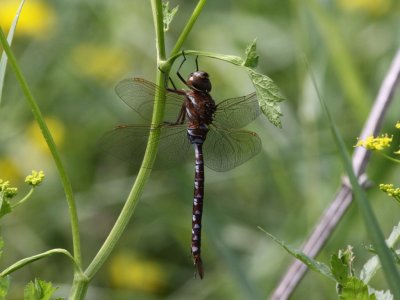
<box><xmin>269</xmin><ymin>48</ymin><xmax>400</xmax><ymax>300</ymax></box>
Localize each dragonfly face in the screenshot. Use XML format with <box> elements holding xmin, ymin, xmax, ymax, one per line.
<box><xmin>187</xmin><ymin>71</ymin><xmax>212</xmax><ymax>93</ymax></box>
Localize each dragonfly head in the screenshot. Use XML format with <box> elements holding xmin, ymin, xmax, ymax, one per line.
<box><xmin>187</xmin><ymin>71</ymin><xmax>212</xmax><ymax>93</ymax></box>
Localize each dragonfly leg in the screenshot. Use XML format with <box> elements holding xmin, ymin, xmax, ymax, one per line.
<box><xmin>175</xmin><ymin>103</ymin><xmax>186</xmax><ymax>124</ymax></box>
<box><xmin>169</xmin><ymin>77</ymin><xmax>177</xmax><ymax>90</ymax></box>
<box><xmin>195</xmin><ymin>55</ymin><xmax>199</xmax><ymax>71</ymax></box>
<box><xmin>177</xmin><ymin>50</ymin><xmax>188</xmax><ymax>86</ymax></box>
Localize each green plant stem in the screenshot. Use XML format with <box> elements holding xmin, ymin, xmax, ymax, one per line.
<box><xmin>11</xmin><ymin>187</ymin><xmax>33</xmax><ymax>209</ymax></box>
<box><xmin>82</xmin><ymin>0</ymin><xmax>168</xmax><ymax>287</ymax></box>
<box><xmin>0</xmin><ymin>28</ymin><xmax>82</xmax><ymax>266</ymax></box>
<box><xmin>379</xmin><ymin>152</ymin><xmax>400</xmax><ymax>164</ymax></box>
<box><xmin>0</xmin><ymin>248</ymin><xmax>80</xmax><ymax>277</ymax></box>
<box><xmin>170</xmin><ymin>0</ymin><xmax>207</xmax><ymax>57</ymax></box>
<box><xmin>82</xmin><ymin>0</ymin><xmax>208</xmax><ymax>291</ymax></box>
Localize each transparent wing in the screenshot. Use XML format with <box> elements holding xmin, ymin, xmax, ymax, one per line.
<box><xmin>203</xmin><ymin>125</ymin><xmax>261</xmax><ymax>172</ymax></box>
<box><xmin>115</xmin><ymin>78</ymin><xmax>186</xmax><ymax>123</ymax></box>
<box><xmin>100</xmin><ymin>124</ymin><xmax>192</xmax><ymax>170</ymax></box>
<box><xmin>214</xmin><ymin>92</ymin><xmax>261</xmax><ymax>129</ymax></box>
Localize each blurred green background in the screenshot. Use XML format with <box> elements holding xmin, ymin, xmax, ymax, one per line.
<box><xmin>1</xmin><ymin>0</ymin><xmax>400</xmax><ymax>299</ymax></box>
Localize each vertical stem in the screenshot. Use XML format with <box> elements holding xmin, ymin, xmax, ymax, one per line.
<box><xmin>0</xmin><ymin>28</ymin><xmax>82</xmax><ymax>266</ymax></box>
<box><xmin>83</xmin><ymin>0</ymin><xmax>167</xmax><ymax>282</ymax></box>
<box><xmin>170</xmin><ymin>0</ymin><xmax>207</xmax><ymax>57</ymax></box>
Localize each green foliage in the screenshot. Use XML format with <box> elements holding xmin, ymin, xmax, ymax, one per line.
<box><xmin>339</xmin><ymin>277</ymin><xmax>376</xmax><ymax>300</ymax></box>
<box><xmin>162</xmin><ymin>1</ymin><xmax>179</xmax><ymax>32</ymax></box>
<box><xmin>0</xmin><ymin>276</ymin><xmax>10</xmax><ymax>300</ymax></box>
<box><xmin>263</xmin><ymin>228</ymin><xmax>395</xmax><ymax>299</ymax></box>
<box><xmin>0</xmin><ymin>200</ymin><xmax>12</xmax><ymax>218</ymax></box>
<box><xmin>0</xmin><ymin>179</ymin><xmax>16</xmax><ymax>218</ymax></box>
<box><xmin>24</xmin><ymin>279</ymin><xmax>58</xmax><ymax>300</ymax></box>
<box><xmin>247</xmin><ymin>69</ymin><xmax>284</xmax><ymax>128</ymax></box>
<box><xmin>243</xmin><ymin>39</ymin><xmax>259</xmax><ymax>68</ymax></box>
<box><xmin>331</xmin><ymin>248</ymin><xmax>353</xmax><ymax>286</ymax></box>
<box><xmin>259</xmin><ymin>228</ymin><xmax>335</xmax><ymax>280</ymax></box>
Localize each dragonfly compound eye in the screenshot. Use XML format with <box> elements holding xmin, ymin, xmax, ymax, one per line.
<box><xmin>188</xmin><ymin>71</ymin><xmax>212</xmax><ymax>92</ymax></box>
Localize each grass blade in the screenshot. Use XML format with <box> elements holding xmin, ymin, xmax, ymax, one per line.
<box><xmin>0</xmin><ymin>0</ymin><xmax>26</xmax><ymax>105</ymax></box>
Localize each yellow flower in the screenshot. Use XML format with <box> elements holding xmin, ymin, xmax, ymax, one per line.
<box><xmin>0</xmin><ymin>179</ymin><xmax>18</xmax><ymax>198</ymax></box>
<box><xmin>27</xmin><ymin>117</ymin><xmax>65</xmax><ymax>154</ymax></box>
<box><xmin>0</xmin><ymin>0</ymin><xmax>56</xmax><ymax>39</ymax></box>
<box><xmin>25</xmin><ymin>170</ymin><xmax>45</xmax><ymax>187</ymax></box>
<box><xmin>69</xmin><ymin>44</ymin><xmax>131</xmax><ymax>83</ymax></box>
<box><xmin>337</xmin><ymin>0</ymin><xmax>392</xmax><ymax>16</ymax></box>
<box><xmin>109</xmin><ymin>252</ymin><xmax>166</xmax><ymax>294</ymax></box>
<box><xmin>395</xmin><ymin>122</ymin><xmax>400</xmax><ymax>129</ymax></box>
<box><xmin>380</xmin><ymin>183</ymin><xmax>400</xmax><ymax>203</ymax></box>
<box><xmin>355</xmin><ymin>134</ymin><xmax>392</xmax><ymax>151</ymax></box>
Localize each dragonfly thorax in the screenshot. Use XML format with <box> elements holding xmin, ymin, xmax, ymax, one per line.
<box><xmin>185</xmin><ymin>90</ymin><xmax>216</xmax><ymax>128</ymax></box>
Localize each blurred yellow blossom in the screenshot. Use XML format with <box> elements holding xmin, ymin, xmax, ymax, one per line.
<box><xmin>27</xmin><ymin>117</ymin><xmax>65</xmax><ymax>154</ymax></box>
<box><xmin>70</xmin><ymin>44</ymin><xmax>131</xmax><ymax>83</ymax></box>
<box><xmin>109</xmin><ymin>252</ymin><xmax>166</xmax><ymax>294</ymax></box>
<box><xmin>395</xmin><ymin>122</ymin><xmax>400</xmax><ymax>129</ymax></box>
<box><xmin>355</xmin><ymin>134</ymin><xmax>392</xmax><ymax>151</ymax></box>
<box><xmin>337</xmin><ymin>0</ymin><xmax>392</xmax><ymax>16</ymax></box>
<box><xmin>0</xmin><ymin>0</ymin><xmax>56</xmax><ymax>39</ymax></box>
<box><xmin>0</xmin><ymin>158</ymin><xmax>21</xmax><ymax>182</ymax></box>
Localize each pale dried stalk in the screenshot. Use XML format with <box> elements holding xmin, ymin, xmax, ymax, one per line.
<box><xmin>269</xmin><ymin>48</ymin><xmax>400</xmax><ymax>300</ymax></box>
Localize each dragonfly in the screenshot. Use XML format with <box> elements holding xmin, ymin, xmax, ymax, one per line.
<box><xmin>102</xmin><ymin>58</ymin><xmax>262</xmax><ymax>279</ymax></box>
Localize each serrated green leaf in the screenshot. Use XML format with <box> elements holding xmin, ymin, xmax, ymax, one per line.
<box><xmin>331</xmin><ymin>253</ymin><xmax>350</xmax><ymax>285</ymax></box>
<box><xmin>247</xmin><ymin>69</ymin><xmax>284</xmax><ymax>128</ymax></box>
<box><xmin>0</xmin><ymin>276</ymin><xmax>10</xmax><ymax>300</ymax></box>
<box><xmin>340</xmin><ymin>277</ymin><xmax>376</xmax><ymax>300</ymax></box>
<box><xmin>259</xmin><ymin>228</ymin><xmax>335</xmax><ymax>281</ymax></box>
<box><xmin>0</xmin><ymin>0</ymin><xmax>26</xmax><ymax>105</ymax></box>
<box><xmin>243</xmin><ymin>39</ymin><xmax>259</xmax><ymax>68</ymax></box>
<box><xmin>24</xmin><ymin>279</ymin><xmax>57</xmax><ymax>300</ymax></box>
<box><xmin>162</xmin><ymin>1</ymin><xmax>179</xmax><ymax>32</ymax></box>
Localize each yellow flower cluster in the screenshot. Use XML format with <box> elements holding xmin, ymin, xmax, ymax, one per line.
<box><xmin>0</xmin><ymin>179</ymin><xmax>18</xmax><ymax>198</ymax></box>
<box><xmin>25</xmin><ymin>170</ymin><xmax>45</xmax><ymax>187</ymax></box>
<box><xmin>379</xmin><ymin>183</ymin><xmax>400</xmax><ymax>202</ymax></box>
<box><xmin>355</xmin><ymin>134</ymin><xmax>392</xmax><ymax>151</ymax></box>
